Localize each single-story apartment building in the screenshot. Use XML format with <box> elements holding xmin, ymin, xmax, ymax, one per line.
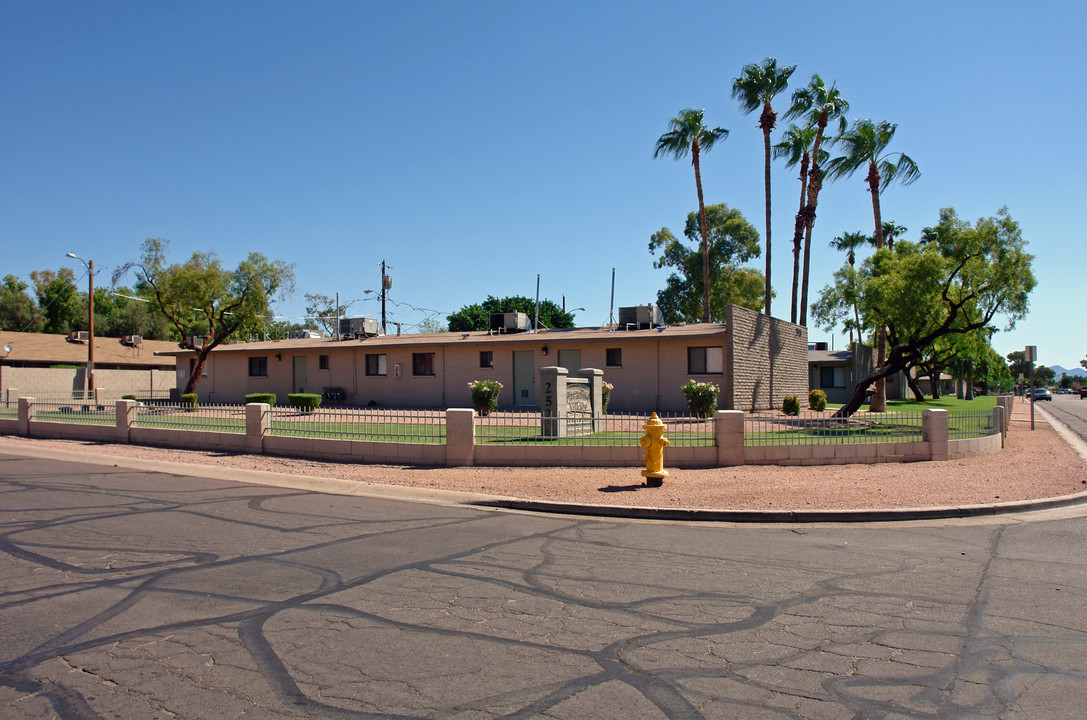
<box><xmin>807</xmin><ymin>342</ymin><xmax>876</xmax><ymax>404</ymax></box>
<box><xmin>162</xmin><ymin>305</ymin><xmax>808</xmax><ymax>412</ymax></box>
<box><xmin>0</xmin><ymin>330</ymin><xmax>178</xmax><ymax>398</ymax></box>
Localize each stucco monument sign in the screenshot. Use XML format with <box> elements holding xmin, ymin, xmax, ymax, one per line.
<box><xmin>539</xmin><ymin>366</ymin><xmax>604</xmax><ymax>438</ymax></box>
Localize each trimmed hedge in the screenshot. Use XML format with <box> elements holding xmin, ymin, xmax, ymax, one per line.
<box><xmin>181</xmin><ymin>393</ymin><xmax>198</xmax><ymax>412</ymax></box>
<box><xmin>245</xmin><ymin>393</ymin><xmax>277</xmax><ymax>406</ymax></box>
<box><xmin>288</xmin><ymin>393</ymin><xmax>322</xmax><ymax>413</ymax></box>
<box><xmin>122</xmin><ymin>394</ymin><xmax>137</xmax><ymax>401</ymax></box>
<box><xmin>782</xmin><ymin>394</ymin><xmax>800</xmax><ymax>416</ymax></box>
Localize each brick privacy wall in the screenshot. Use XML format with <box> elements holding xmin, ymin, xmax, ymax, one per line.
<box><xmin>770</xmin><ymin>315</ymin><xmax>808</xmax><ymax>407</ymax></box>
<box><xmin>3</xmin><ymin>367</ymin><xmax>175</xmax><ymax>398</ymax></box>
<box><xmin>725</xmin><ymin>305</ymin><xmax>807</xmax><ymax>411</ymax></box>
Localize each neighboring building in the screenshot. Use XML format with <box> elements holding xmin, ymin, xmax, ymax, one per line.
<box><xmin>808</xmin><ymin>342</ymin><xmax>875</xmax><ymax>405</ymax></box>
<box><xmin>0</xmin><ymin>330</ymin><xmax>178</xmax><ymax>397</ymax></box>
<box><xmin>160</xmin><ymin>305</ymin><xmax>808</xmax><ymax>412</ymax></box>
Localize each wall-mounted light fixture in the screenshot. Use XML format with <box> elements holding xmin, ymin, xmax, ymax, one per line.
<box><xmin>275</xmin><ymin>353</ymin><xmax>282</xmax><ymax>361</ymax></box>
<box><xmin>541</xmin><ymin>345</ymin><xmax>549</xmax><ymax>356</ymax></box>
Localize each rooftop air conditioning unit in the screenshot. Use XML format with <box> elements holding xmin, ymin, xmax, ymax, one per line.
<box><xmin>290</xmin><ymin>329</ymin><xmax>321</xmax><ymax>339</ymax></box>
<box><xmin>489</xmin><ymin>312</ymin><xmax>530</xmax><ymax>333</ymax></box>
<box><xmin>121</xmin><ymin>335</ymin><xmax>143</xmax><ymax>347</ymax></box>
<box><xmin>339</xmin><ymin>317</ymin><xmax>380</xmax><ymax>339</ymax></box>
<box><xmin>67</xmin><ymin>331</ymin><xmax>89</xmax><ymax>343</ymax></box>
<box><xmin>810</xmin><ymin>341</ymin><xmax>829</xmax><ymax>351</ymax></box>
<box><xmin>187</xmin><ymin>336</ymin><xmax>205</xmax><ymax>348</ymax></box>
<box><xmin>618</xmin><ymin>305</ymin><xmax>662</xmax><ymax>330</ymax></box>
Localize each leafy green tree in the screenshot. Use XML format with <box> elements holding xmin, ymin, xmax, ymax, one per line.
<box><xmin>85</xmin><ymin>287</ymin><xmax>169</xmax><ymax>340</ymax></box>
<box><xmin>416</xmin><ymin>317</ymin><xmax>447</xmax><ymax>334</ymax></box>
<box><xmin>1080</xmin><ymin>355</ymin><xmax>1087</xmax><ymax>371</ymax></box>
<box><xmin>654</xmin><ymin>108</ymin><xmax>729</xmax><ymax>323</ymax></box>
<box><xmin>115</xmin><ymin>238</ymin><xmax>295</xmax><ymax>395</ymax></box>
<box><xmin>304</xmin><ymin>293</ymin><xmax>347</xmax><ymax>336</ymax></box>
<box><xmin>1006</xmin><ymin>350</ymin><xmax>1031</xmax><ymax>380</ymax></box>
<box><xmin>826</xmin><ymin>119</ymin><xmax>920</xmax><ymax>411</ymax></box>
<box><xmin>784</xmin><ymin>74</ymin><xmax>849</xmax><ymax>326</ymax></box>
<box><xmin>0</xmin><ymin>275</ymin><xmax>44</xmax><ymax>333</ymax></box>
<box><xmin>773</xmin><ymin>123</ymin><xmax>820</xmax><ymax>323</ymax></box>
<box><xmin>1034</xmin><ymin>365</ymin><xmax>1056</xmax><ymax>386</ymax></box>
<box><xmin>732</xmin><ymin>57</ymin><xmax>796</xmax><ymax>318</ymax></box>
<box><xmin>649</xmin><ymin>203</ymin><xmax>764</xmax><ymax>322</ymax></box>
<box><xmin>30</xmin><ymin>268</ymin><xmax>82</xmax><ymax>335</ymax></box>
<box><xmin>815</xmin><ymin>207</ymin><xmax>1034</xmax><ymax>417</ymax></box>
<box><xmin>976</xmin><ymin>346</ymin><xmax>1013</xmax><ymax>394</ymax></box>
<box><xmin>447</xmin><ymin>296</ymin><xmax>573</xmax><ymax>332</ymax></box>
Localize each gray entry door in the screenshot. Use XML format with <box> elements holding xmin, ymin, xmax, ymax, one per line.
<box><xmin>513</xmin><ymin>351</ymin><xmax>535</xmax><ymax>407</ymax></box>
<box><xmin>293</xmin><ymin>356</ymin><xmax>308</xmax><ymax>394</ymax></box>
<box><xmin>557</xmin><ymin>349</ymin><xmax>581</xmax><ymax>374</ymax></box>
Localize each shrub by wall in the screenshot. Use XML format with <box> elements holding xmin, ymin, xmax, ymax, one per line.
<box><xmin>288</xmin><ymin>393</ymin><xmax>322</xmax><ymax>413</ymax></box>
<box><xmin>245</xmin><ymin>393</ymin><xmax>277</xmax><ymax>406</ymax></box>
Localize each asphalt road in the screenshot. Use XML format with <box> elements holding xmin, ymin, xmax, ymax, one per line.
<box><xmin>1041</xmin><ymin>394</ymin><xmax>1087</xmax><ymax>445</ymax></box>
<box><xmin>2</xmin><ymin>452</ymin><xmax>1086</xmax><ymax>719</ymax></box>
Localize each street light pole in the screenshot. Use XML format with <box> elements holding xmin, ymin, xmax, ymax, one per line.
<box><xmin>66</xmin><ymin>253</ymin><xmax>95</xmax><ymax>396</ymax></box>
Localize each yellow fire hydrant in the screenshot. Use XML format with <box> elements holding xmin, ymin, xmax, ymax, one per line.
<box><xmin>639</xmin><ymin>412</ymin><xmax>669</xmax><ymax>487</ymax></box>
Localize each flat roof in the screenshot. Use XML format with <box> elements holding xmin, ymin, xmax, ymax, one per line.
<box><xmin>808</xmin><ymin>349</ymin><xmax>853</xmax><ymax>364</ymax></box>
<box><xmin>0</xmin><ymin>330</ymin><xmax>179</xmax><ymax>368</ymax></box>
<box><xmin>155</xmin><ymin>323</ymin><xmax>730</xmax><ymax>356</ymax></box>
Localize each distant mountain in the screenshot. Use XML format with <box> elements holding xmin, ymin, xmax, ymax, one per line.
<box><xmin>1051</xmin><ymin>365</ymin><xmax>1087</xmax><ymax>378</ymax></box>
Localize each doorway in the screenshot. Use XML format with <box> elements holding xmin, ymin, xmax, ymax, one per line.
<box><xmin>513</xmin><ymin>351</ymin><xmax>534</xmax><ymax>407</ymax></box>
<box><xmin>292</xmin><ymin>356</ymin><xmax>308</xmax><ymax>394</ymax></box>
<box><xmin>557</xmin><ymin>349</ymin><xmax>581</xmax><ymax>374</ymax></box>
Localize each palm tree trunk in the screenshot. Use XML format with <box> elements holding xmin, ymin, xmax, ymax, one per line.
<box><xmin>867</xmin><ymin>161</ymin><xmax>887</xmax><ymax>411</ymax></box>
<box><xmin>762</xmin><ymin>124</ymin><xmax>773</xmax><ymax>316</ymax></box>
<box><xmin>798</xmin><ymin>113</ymin><xmax>828</xmax><ymax>328</ymax></box>
<box><xmin>692</xmin><ymin>140</ymin><xmax>711</xmax><ymax>324</ymax></box>
<box><xmin>789</xmin><ymin>153</ymin><xmax>810</xmax><ymax>324</ymax></box>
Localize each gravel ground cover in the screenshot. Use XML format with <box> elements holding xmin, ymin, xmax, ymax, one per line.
<box><xmin>2</xmin><ymin>401</ymin><xmax>1084</xmax><ymax>512</ymax></box>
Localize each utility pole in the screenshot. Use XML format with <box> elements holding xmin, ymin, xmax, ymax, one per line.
<box><xmin>380</xmin><ymin>260</ymin><xmax>391</xmax><ymax>335</ymax></box>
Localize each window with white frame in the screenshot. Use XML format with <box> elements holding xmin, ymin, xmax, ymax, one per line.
<box><xmin>687</xmin><ymin>346</ymin><xmax>723</xmax><ymax>374</ymax></box>
<box><xmin>820</xmin><ymin>366</ymin><xmax>846</xmax><ymax>388</ymax></box>
<box><xmin>365</xmin><ymin>354</ymin><xmax>386</xmax><ymax>376</ymax></box>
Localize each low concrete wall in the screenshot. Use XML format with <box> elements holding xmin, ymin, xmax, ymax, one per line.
<box><xmin>1</xmin><ymin>399</ymin><xmax>1004</xmax><ymax>469</ymax></box>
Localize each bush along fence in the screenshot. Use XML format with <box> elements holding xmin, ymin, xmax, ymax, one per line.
<box><xmin>0</xmin><ymin>392</ymin><xmax>1007</xmax><ymax>469</ymax></box>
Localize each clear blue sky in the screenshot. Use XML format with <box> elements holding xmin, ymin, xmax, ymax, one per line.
<box><xmin>3</xmin><ymin>1</ymin><xmax>1084</xmax><ymax>369</ymax></box>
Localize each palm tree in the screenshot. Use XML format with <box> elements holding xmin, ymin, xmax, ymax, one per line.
<box><xmin>772</xmin><ymin>123</ymin><xmax>818</xmax><ymax>323</ymax></box>
<box><xmin>829</xmin><ymin>230</ymin><xmax>870</xmax><ymax>339</ymax></box>
<box><xmin>881</xmin><ymin>221</ymin><xmax>908</xmax><ymax>249</ymax></box>
<box><xmin>827</xmin><ymin>119</ymin><xmax>920</xmax><ymax>411</ymax></box>
<box><xmin>654</xmin><ymin>109</ymin><xmax>729</xmax><ymax>323</ymax></box>
<box><xmin>784</xmin><ymin>75</ymin><xmax>849</xmax><ymax>327</ymax></box>
<box><xmin>731</xmin><ymin>57</ymin><xmax>797</xmax><ymax>317</ymax></box>
<box><xmin>829</xmin><ymin>230</ymin><xmax>869</xmax><ymax>267</ymax></box>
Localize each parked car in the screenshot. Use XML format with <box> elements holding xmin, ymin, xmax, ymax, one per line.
<box><xmin>1080</xmin><ymin>387</ymin><xmax>1087</xmax><ymax>399</ymax></box>
<box><xmin>1031</xmin><ymin>388</ymin><xmax>1052</xmax><ymax>401</ymax></box>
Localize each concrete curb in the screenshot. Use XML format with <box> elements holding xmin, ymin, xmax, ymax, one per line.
<box><xmin>470</xmin><ymin>492</ymin><xmax>1087</xmax><ymax>523</ymax></box>
<box><xmin>4</xmin><ymin>436</ymin><xmax>1087</xmax><ymax>524</ymax></box>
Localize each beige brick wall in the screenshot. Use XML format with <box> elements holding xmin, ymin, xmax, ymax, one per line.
<box><xmin>725</xmin><ymin>305</ymin><xmax>807</xmax><ymax>411</ymax></box>
<box><xmin>3</xmin><ymin>367</ymin><xmax>175</xmax><ymax>398</ymax></box>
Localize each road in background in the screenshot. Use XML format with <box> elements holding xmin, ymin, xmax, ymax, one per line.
<box><xmin>2</xmin><ymin>452</ymin><xmax>1087</xmax><ymax>719</ymax></box>
<box><xmin>1041</xmin><ymin>394</ymin><xmax>1087</xmax><ymax>446</ymax></box>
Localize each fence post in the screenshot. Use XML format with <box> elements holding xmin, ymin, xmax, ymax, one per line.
<box><xmin>446</xmin><ymin>408</ymin><xmax>475</xmax><ymax>466</ymax></box>
<box><xmin>18</xmin><ymin>397</ymin><xmax>35</xmax><ymax>437</ymax></box>
<box><xmin>4</xmin><ymin>388</ymin><xmax>18</xmax><ymax>408</ymax></box>
<box><xmin>922</xmin><ymin>408</ymin><xmax>949</xmax><ymax>461</ymax></box>
<box><xmin>116</xmin><ymin>399</ymin><xmax>136</xmax><ymax>443</ymax></box>
<box><xmin>246</xmin><ymin>403</ymin><xmax>269</xmax><ymax>454</ymax></box>
<box><xmin>715</xmin><ymin>410</ymin><xmax>745</xmax><ymax>466</ymax></box>
<box><xmin>992</xmin><ymin>405</ymin><xmax>1005</xmax><ymax>448</ymax></box>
